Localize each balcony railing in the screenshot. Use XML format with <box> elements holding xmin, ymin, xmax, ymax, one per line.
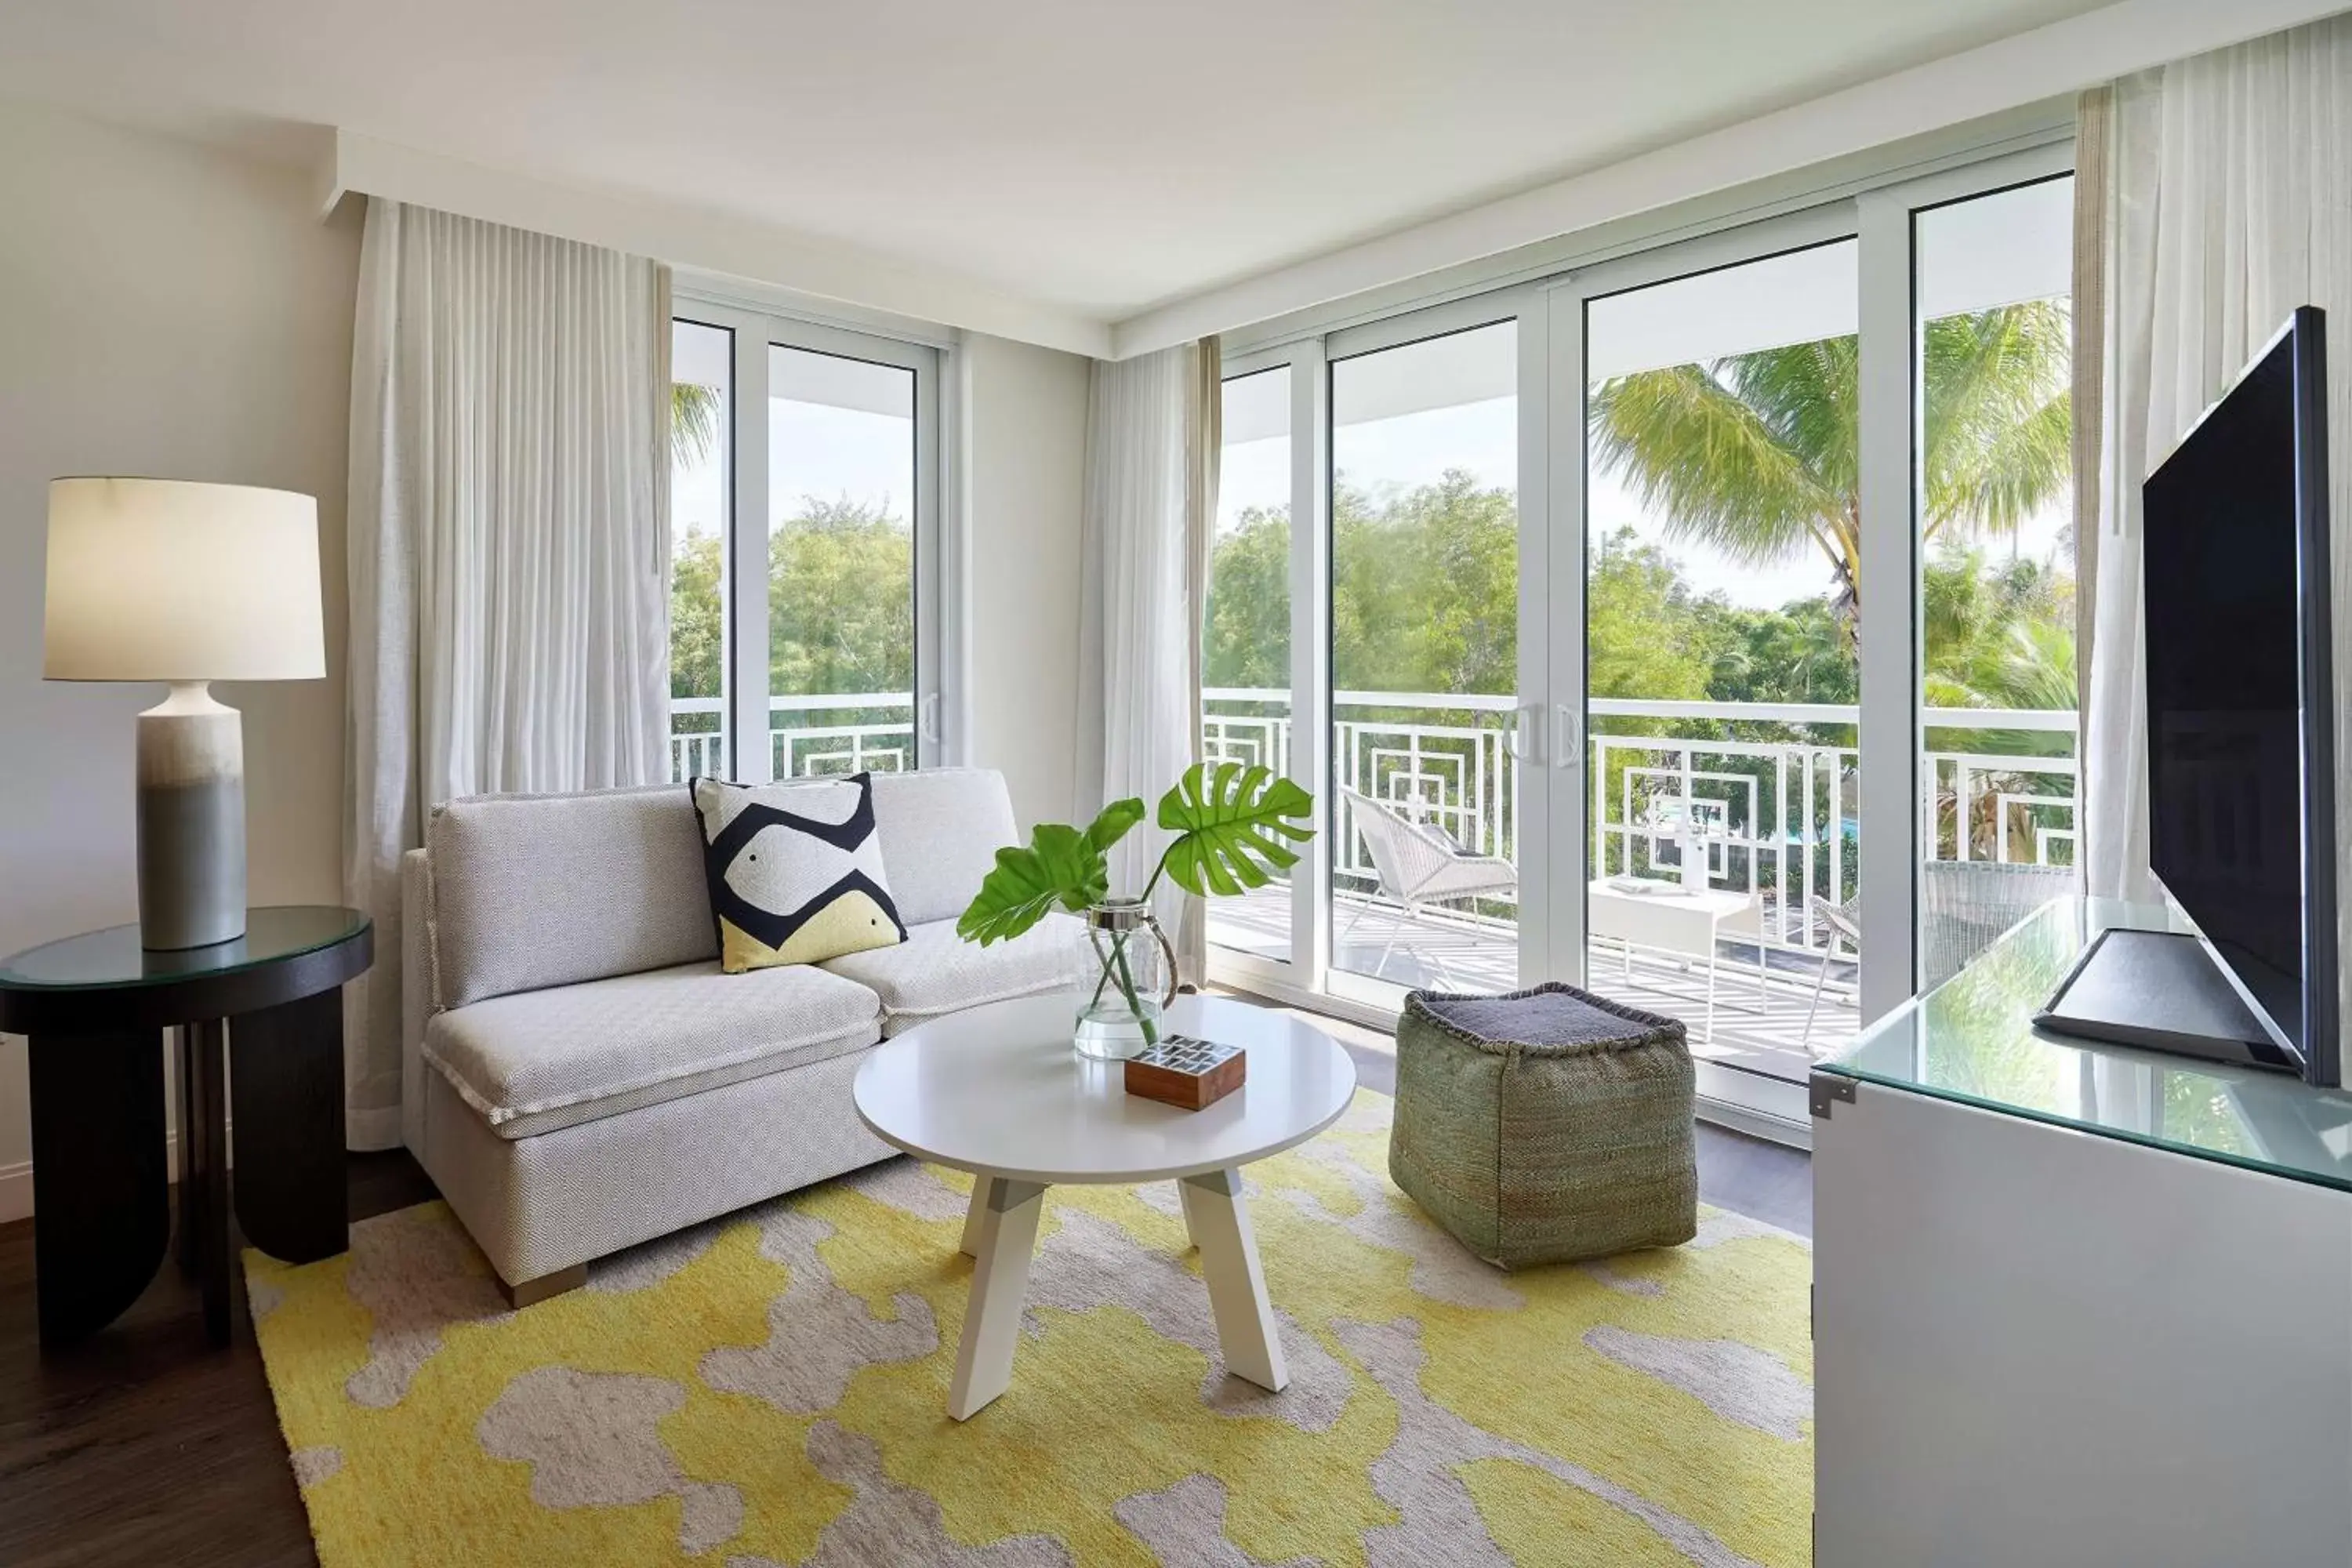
<box><xmin>666</xmin><ymin>687</ymin><xmax>2078</xmax><ymax>965</ymax></box>
<box><xmin>668</xmin><ymin>693</ymin><xmax>914</xmax><ymax>782</ymax></box>
<box><xmin>1201</xmin><ymin>685</ymin><xmax>2078</xmax><ymax>959</ymax></box>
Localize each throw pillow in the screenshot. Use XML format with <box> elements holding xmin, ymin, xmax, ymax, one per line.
<box><xmin>689</xmin><ymin>772</ymin><xmax>908</xmax><ymax>974</ymax></box>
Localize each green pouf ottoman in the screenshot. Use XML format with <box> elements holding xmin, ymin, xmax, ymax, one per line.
<box><xmin>1390</xmin><ymin>982</ymin><xmax>1697</xmax><ymax>1269</ymax></box>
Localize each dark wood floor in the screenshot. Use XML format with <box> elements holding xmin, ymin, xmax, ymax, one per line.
<box><xmin>2</xmin><ymin>1055</ymin><xmax>1809</xmax><ymax>1567</ymax></box>
<box><xmin>0</xmin><ymin>1151</ymin><xmax>435</xmax><ymax>1568</ymax></box>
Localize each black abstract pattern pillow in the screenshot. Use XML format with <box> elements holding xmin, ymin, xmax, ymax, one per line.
<box><xmin>688</xmin><ymin>773</ymin><xmax>907</xmax><ymax>974</ymax></box>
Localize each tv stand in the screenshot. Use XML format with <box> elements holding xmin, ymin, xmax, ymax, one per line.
<box><xmin>1814</xmin><ymin>898</ymin><xmax>2352</xmax><ymax>1566</ymax></box>
<box><xmin>2034</xmin><ymin>926</ymin><xmax>2299</xmax><ymax>1073</ymax></box>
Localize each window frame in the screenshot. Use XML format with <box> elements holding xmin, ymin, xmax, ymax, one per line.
<box><xmin>670</xmin><ymin>296</ymin><xmax>946</xmax><ymax>784</ymax></box>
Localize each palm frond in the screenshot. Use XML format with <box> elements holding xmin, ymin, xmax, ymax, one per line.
<box><xmin>670</xmin><ymin>382</ymin><xmax>724</xmax><ymax>467</ymax></box>
<box><xmin>1588</xmin><ymin>356</ymin><xmax>1848</xmax><ymax>570</ymax></box>
<box><xmin>1922</xmin><ymin>302</ymin><xmax>2072</xmax><ymax>537</ymax></box>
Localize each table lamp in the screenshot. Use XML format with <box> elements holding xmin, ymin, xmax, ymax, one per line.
<box><xmin>42</xmin><ymin>478</ymin><xmax>325</xmax><ymax>950</ymax></box>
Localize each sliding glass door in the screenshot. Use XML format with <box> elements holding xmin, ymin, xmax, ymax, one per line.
<box><xmin>1200</xmin><ymin>143</ymin><xmax>2078</xmax><ymax>1133</ymax></box>
<box><xmin>667</xmin><ymin>302</ymin><xmax>940</xmax><ymax>784</ymax></box>
<box><xmin>668</xmin><ymin>320</ymin><xmax>734</xmax><ymax>780</ymax></box>
<box><xmin>1579</xmin><ymin>236</ymin><xmax>1865</xmax><ymax>1083</ymax></box>
<box><xmin>1911</xmin><ymin>175</ymin><xmax>2079</xmax><ymax>989</ymax></box>
<box><xmin>1327</xmin><ymin>315</ymin><xmax>1528</xmax><ymax>996</ymax></box>
<box><xmin>1204</xmin><ymin>365</ymin><xmax>1294</xmax><ymax>965</ymax></box>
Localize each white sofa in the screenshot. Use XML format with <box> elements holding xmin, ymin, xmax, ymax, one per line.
<box><xmin>399</xmin><ymin>768</ymin><xmax>1083</xmax><ymax>1301</ymax></box>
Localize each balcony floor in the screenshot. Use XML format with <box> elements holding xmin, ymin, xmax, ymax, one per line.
<box><xmin>1209</xmin><ymin>885</ymin><xmax>1860</xmax><ymax>1080</ymax></box>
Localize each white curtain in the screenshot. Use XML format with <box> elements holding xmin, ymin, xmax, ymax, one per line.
<box><xmin>1075</xmin><ymin>339</ymin><xmax>1220</xmax><ymax>982</ymax></box>
<box><xmin>2083</xmin><ymin>20</ymin><xmax>2352</xmax><ymax>929</ymax></box>
<box><xmin>344</xmin><ymin>199</ymin><xmax>670</xmax><ymax>1149</ymax></box>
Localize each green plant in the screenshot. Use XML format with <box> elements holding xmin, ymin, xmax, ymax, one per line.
<box><xmin>957</xmin><ymin>763</ymin><xmax>1315</xmax><ymax>1043</ymax></box>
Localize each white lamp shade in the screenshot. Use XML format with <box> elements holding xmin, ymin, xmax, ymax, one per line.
<box><xmin>43</xmin><ymin>477</ymin><xmax>325</xmax><ymax>682</ymax></box>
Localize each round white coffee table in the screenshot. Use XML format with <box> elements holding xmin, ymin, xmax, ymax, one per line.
<box><xmin>853</xmin><ymin>992</ymin><xmax>1357</xmax><ymax>1421</ymax></box>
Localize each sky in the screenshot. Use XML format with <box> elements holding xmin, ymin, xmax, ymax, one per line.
<box><xmin>672</xmin><ymin>325</ymin><xmax>915</xmax><ymax>544</ymax></box>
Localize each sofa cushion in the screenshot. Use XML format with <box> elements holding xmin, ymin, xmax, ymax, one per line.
<box><xmin>867</xmin><ymin>768</ymin><xmax>1020</xmax><ymax>926</ymax></box>
<box><xmin>689</xmin><ymin>773</ymin><xmax>909</xmax><ymax>973</ymax></box>
<box><xmin>819</xmin><ymin>913</ymin><xmax>1087</xmax><ymax>1036</ymax></box>
<box><xmin>427</xmin><ymin>785</ymin><xmax>716</xmax><ymax>1009</ymax></box>
<box><xmin>423</xmin><ymin>960</ymin><xmax>881</xmax><ymax>1139</ymax></box>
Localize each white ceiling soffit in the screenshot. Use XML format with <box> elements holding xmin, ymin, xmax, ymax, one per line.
<box><xmin>1115</xmin><ymin>0</ymin><xmax>2352</xmax><ymax>360</ymax></box>
<box><xmin>323</xmin><ymin>132</ymin><xmax>1112</xmax><ymax>360</ymax></box>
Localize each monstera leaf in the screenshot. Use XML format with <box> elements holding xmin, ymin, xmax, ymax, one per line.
<box><xmin>956</xmin><ymin>798</ymin><xmax>1145</xmax><ymax>946</ymax></box>
<box><xmin>1156</xmin><ymin>762</ymin><xmax>1316</xmax><ymax>898</ymax></box>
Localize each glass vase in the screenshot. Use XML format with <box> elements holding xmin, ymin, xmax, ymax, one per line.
<box><xmin>1074</xmin><ymin>898</ymin><xmax>1178</xmax><ymax>1059</ymax></box>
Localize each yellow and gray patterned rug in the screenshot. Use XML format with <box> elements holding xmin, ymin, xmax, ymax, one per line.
<box><xmin>246</xmin><ymin>1091</ymin><xmax>1813</xmax><ymax>1566</ymax></box>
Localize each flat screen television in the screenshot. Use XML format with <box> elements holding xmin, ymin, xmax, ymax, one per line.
<box><xmin>2141</xmin><ymin>306</ymin><xmax>2336</xmax><ymax>1085</ymax></box>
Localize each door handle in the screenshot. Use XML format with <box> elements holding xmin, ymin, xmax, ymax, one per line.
<box><xmin>1554</xmin><ymin>704</ymin><xmax>1583</xmax><ymax>770</ymax></box>
<box><xmin>1505</xmin><ymin>700</ymin><xmax>1544</xmax><ymax>765</ymax></box>
<box><xmin>918</xmin><ymin>692</ymin><xmax>942</xmax><ymax>746</ymax></box>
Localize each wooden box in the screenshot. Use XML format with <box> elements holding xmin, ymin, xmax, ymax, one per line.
<box><xmin>1123</xmin><ymin>1033</ymin><xmax>1246</xmax><ymax>1111</ymax></box>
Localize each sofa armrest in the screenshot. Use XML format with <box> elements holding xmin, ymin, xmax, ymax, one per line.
<box><xmin>401</xmin><ymin>848</ymin><xmax>438</xmax><ymax>1155</ymax></box>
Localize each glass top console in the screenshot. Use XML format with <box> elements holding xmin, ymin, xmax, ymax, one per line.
<box><xmin>1820</xmin><ymin>897</ymin><xmax>2352</xmax><ymax>1192</ymax></box>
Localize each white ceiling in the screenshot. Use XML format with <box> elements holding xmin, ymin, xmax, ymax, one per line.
<box><xmin>0</xmin><ymin>0</ymin><xmax>2117</xmax><ymax>327</ymax></box>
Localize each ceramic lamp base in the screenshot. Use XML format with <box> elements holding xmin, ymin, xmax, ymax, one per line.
<box><xmin>136</xmin><ymin>682</ymin><xmax>246</xmax><ymax>951</ymax></box>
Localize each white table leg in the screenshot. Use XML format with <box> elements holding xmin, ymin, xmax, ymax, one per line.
<box><xmin>1181</xmin><ymin>1167</ymin><xmax>1287</xmax><ymax>1392</ymax></box>
<box><xmin>948</xmin><ymin>1176</ymin><xmax>1045</xmax><ymax>1421</ymax></box>
<box><xmin>959</xmin><ymin>1178</ymin><xmax>986</xmax><ymax>1258</ymax></box>
<box><xmin>1174</xmin><ymin>1178</ymin><xmax>1203</xmax><ymax>1250</ymax></box>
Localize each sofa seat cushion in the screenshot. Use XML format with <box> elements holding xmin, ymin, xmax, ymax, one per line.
<box><xmin>423</xmin><ymin>961</ymin><xmax>882</xmax><ymax>1139</ymax></box>
<box><xmin>819</xmin><ymin>913</ymin><xmax>1087</xmax><ymax>1036</ymax></box>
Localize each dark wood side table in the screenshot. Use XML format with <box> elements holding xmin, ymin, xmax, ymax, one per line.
<box><xmin>0</xmin><ymin>906</ymin><xmax>372</xmax><ymax>1348</ymax></box>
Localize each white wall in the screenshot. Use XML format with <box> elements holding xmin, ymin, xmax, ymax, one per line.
<box><xmin>961</xmin><ymin>333</ymin><xmax>1090</xmax><ymax>832</ymax></box>
<box><xmin>0</xmin><ymin>100</ymin><xmax>361</xmax><ymax>1219</ymax></box>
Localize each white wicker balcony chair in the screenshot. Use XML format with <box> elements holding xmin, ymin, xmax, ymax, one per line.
<box><xmin>1802</xmin><ymin>893</ymin><xmax>1863</xmax><ymax>1052</ymax></box>
<box><xmin>1921</xmin><ymin>860</ymin><xmax>2076</xmax><ymax>991</ymax></box>
<box><xmin>1338</xmin><ymin>787</ymin><xmax>1519</xmax><ymax>983</ymax></box>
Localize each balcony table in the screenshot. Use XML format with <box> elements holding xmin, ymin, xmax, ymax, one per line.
<box><xmin>1585</xmin><ymin>878</ymin><xmax>1765</xmax><ymax>1033</ymax></box>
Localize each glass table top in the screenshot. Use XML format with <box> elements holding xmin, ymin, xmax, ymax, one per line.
<box><xmin>1821</xmin><ymin>898</ymin><xmax>2352</xmax><ymax>1192</ymax></box>
<box><xmin>0</xmin><ymin>906</ymin><xmax>369</xmax><ymax>992</ymax></box>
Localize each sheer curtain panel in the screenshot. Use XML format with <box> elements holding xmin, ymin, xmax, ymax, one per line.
<box><xmin>1075</xmin><ymin>339</ymin><xmax>1220</xmax><ymax>983</ymax></box>
<box><xmin>344</xmin><ymin>199</ymin><xmax>670</xmax><ymax>1149</ymax></box>
<box><xmin>2082</xmin><ymin>16</ymin><xmax>2352</xmax><ymax>1007</ymax></box>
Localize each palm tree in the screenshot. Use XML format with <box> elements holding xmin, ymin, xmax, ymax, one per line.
<box><xmin>1917</xmin><ymin>540</ymin><xmax>2078</xmax><ymax>857</ymax></box>
<box><xmin>671</xmin><ymin>381</ymin><xmax>724</xmax><ymax>466</ymax></box>
<box><xmin>1588</xmin><ymin>300</ymin><xmax>2071</xmax><ymax>641</ymax></box>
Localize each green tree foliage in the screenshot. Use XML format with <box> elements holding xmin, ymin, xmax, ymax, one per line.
<box><xmin>1202</xmin><ymin>506</ymin><xmax>1290</xmax><ymax>689</ymax></box>
<box><xmin>1588</xmin><ymin>301</ymin><xmax>2072</xmax><ymax>640</ymax></box>
<box><xmin>1201</xmin><ymin>308</ymin><xmax>2074</xmax><ymax>716</ymax></box>
<box><xmin>1585</xmin><ymin>529</ymin><xmax>1711</xmax><ymax>702</ymax></box>
<box><xmin>1922</xmin><ymin>540</ymin><xmax>2076</xmax><ymax>718</ymax></box>
<box><xmin>669</xmin><ymin>378</ymin><xmax>728</xmax><ymax>707</ymax></box>
<box><xmin>670</xmin><ymin>528</ymin><xmax>725</xmax><ymax>700</ymax></box>
<box><xmin>769</xmin><ymin>495</ymin><xmax>913</xmax><ymax>699</ymax></box>
<box><xmin>667</xmin><ymin>495</ymin><xmax>913</xmax><ymax>706</ymax></box>
<box><xmin>1332</xmin><ymin>470</ymin><xmax>1520</xmax><ymax>694</ymax></box>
